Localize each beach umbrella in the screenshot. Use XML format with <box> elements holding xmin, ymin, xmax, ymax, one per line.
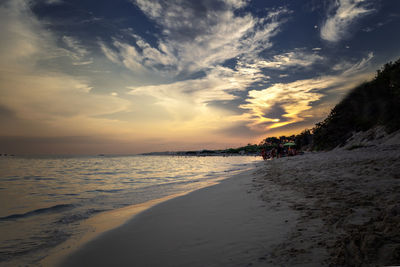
<box><xmin>283</xmin><ymin>142</ymin><xmax>296</xmax><ymax>146</ymax></box>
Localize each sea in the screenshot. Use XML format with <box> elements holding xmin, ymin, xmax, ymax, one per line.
<box><xmin>0</xmin><ymin>154</ymin><xmax>260</xmax><ymax>266</ymax></box>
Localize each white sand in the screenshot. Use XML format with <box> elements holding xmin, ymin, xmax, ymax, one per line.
<box><xmin>57</xmin><ymin>129</ymin><xmax>400</xmax><ymax>266</ymax></box>
<box><xmin>254</xmin><ymin>138</ymin><xmax>400</xmax><ymax>265</ymax></box>
<box><xmin>59</xmin><ymin>167</ymin><xmax>298</xmax><ymax>267</ymax></box>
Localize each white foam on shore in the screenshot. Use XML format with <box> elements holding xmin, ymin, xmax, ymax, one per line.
<box><xmin>42</xmin><ymin>166</ymin><xmax>258</xmax><ymax>267</ymax></box>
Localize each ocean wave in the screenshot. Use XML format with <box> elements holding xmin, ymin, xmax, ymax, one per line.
<box><xmin>56</xmin><ymin>208</ymin><xmax>107</xmax><ymax>224</ymax></box>
<box><xmin>23</xmin><ymin>176</ymin><xmax>56</xmax><ymax>181</ymax></box>
<box><xmin>0</xmin><ymin>204</ymin><xmax>74</xmax><ymax>221</ymax></box>
<box><xmin>0</xmin><ymin>228</ymin><xmax>71</xmax><ymax>262</ymax></box>
<box><xmin>0</xmin><ymin>155</ymin><xmax>259</xmax><ymax>265</ymax></box>
<box><xmin>86</xmin><ymin>189</ymin><xmax>124</xmax><ymax>193</ymax></box>
<box><xmin>140</xmin><ymin>178</ymin><xmax>204</xmax><ymax>189</ymax></box>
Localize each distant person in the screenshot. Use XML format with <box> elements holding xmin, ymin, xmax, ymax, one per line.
<box><xmin>277</xmin><ymin>144</ymin><xmax>283</xmax><ymax>158</ymax></box>
<box><xmin>271</xmin><ymin>148</ymin><xmax>277</xmax><ymax>159</ymax></box>
<box><xmin>261</xmin><ymin>148</ymin><xmax>267</xmax><ymax>160</ymax></box>
<box><xmin>289</xmin><ymin>146</ymin><xmax>296</xmax><ymax>156</ymax></box>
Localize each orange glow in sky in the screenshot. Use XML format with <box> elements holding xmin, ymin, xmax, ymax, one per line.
<box><xmin>1</xmin><ymin>0</ymin><xmax>398</xmax><ymax>154</ymax></box>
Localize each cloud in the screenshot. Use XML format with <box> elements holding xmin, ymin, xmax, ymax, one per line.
<box><xmin>248</xmin><ymin>49</ymin><xmax>324</xmax><ymax>70</ymax></box>
<box><xmin>1</xmin><ymin>0</ymin><xmax>384</xmax><ymax>153</ymax></box>
<box><xmin>128</xmin><ymin>64</ymin><xmax>266</xmax><ymax>121</ymax></box>
<box><xmin>332</xmin><ymin>51</ymin><xmax>374</xmax><ymax>74</ymax></box>
<box><xmin>239</xmin><ymin>52</ymin><xmax>376</xmax><ymax>132</ymax></box>
<box><xmin>104</xmin><ymin>36</ymin><xmax>178</xmax><ymax>74</ymax></box>
<box><xmin>102</xmin><ymin>1</ymin><xmax>291</xmax><ymax>76</ymax></box>
<box><xmin>0</xmin><ymin>0</ymin><xmax>49</xmax><ymax>69</ymax></box>
<box><xmin>0</xmin><ymin>0</ymin><xmax>130</xmax><ymax>138</ymax></box>
<box><xmin>320</xmin><ymin>0</ymin><xmax>375</xmax><ymax>42</ymax></box>
<box><xmin>240</xmin><ymin>79</ymin><xmax>325</xmax><ymax>131</ymax></box>
<box><xmin>342</xmin><ymin>51</ymin><xmax>374</xmax><ymax>75</ymax></box>
<box><xmin>100</xmin><ymin>1</ymin><xmax>293</xmax><ymax>134</ymax></box>
<box><xmin>99</xmin><ymin>41</ymin><xmax>120</xmax><ymax>63</ymax></box>
<box><xmin>43</xmin><ymin>0</ymin><xmax>63</xmax><ymax>5</ymax></box>
<box><xmin>2</xmin><ymin>0</ymin><xmax>276</xmax><ymax>151</ymax></box>
<box><xmin>62</xmin><ymin>36</ymin><xmax>93</xmax><ymax>65</ymax></box>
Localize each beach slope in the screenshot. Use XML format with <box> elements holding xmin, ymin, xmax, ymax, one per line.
<box><xmin>60</xmin><ymin>167</ymin><xmax>298</xmax><ymax>267</ymax></box>
<box><xmin>255</xmin><ymin>141</ymin><xmax>400</xmax><ymax>266</ymax></box>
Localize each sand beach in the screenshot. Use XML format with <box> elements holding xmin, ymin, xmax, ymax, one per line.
<box><xmin>55</xmin><ymin>131</ymin><xmax>400</xmax><ymax>266</ymax></box>
<box><xmin>254</xmin><ymin>129</ymin><xmax>400</xmax><ymax>266</ymax></box>
<box><xmin>58</xmin><ymin>167</ymin><xmax>298</xmax><ymax>267</ymax></box>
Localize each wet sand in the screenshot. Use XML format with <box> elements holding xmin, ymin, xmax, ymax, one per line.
<box><xmin>59</xmin><ymin>168</ymin><xmax>298</xmax><ymax>267</ymax></box>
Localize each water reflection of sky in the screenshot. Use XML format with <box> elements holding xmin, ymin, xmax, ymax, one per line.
<box><xmin>0</xmin><ymin>155</ymin><xmax>259</xmax><ymax>265</ymax></box>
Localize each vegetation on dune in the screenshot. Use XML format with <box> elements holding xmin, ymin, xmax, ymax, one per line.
<box><xmin>257</xmin><ymin>58</ymin><xmax>400</xmax><ymax>152</ymax></box>
<box><xmin>312</xmin><ymin>58</ymin><xmax>400</xmax><ymax>150</ymax></box>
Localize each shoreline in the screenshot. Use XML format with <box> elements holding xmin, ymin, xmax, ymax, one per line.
<box><xmin>45</xmin><ymin>142</ymin><xmax>400</xmax><ymax>266</ymax></box>
<box><xmin>58</xmin><ymin>165</ymin><xmax>299</xmax><ymax>267</ymax></box>
<box><xmin>40</xmin><ymin>192</ymin><xmax>192</xmax><ymax>267</ymax></box>
<box><xmin>41</xmin><ymin>165</ymin><xmax>257</xmax><ymax>266</ymax></box>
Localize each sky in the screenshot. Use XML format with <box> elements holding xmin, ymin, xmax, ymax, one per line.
<box><xmin>1</xmin><ymin>0</ymin><xmax>400</xmax><ymax>154</ymax></box>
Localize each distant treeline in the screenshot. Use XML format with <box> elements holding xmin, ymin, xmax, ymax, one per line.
<box><xmin>142</xmin><ymin>144</ymin><xmax>261</xmax><ymax>156</ymax></box>
<box><xmin>260</xmin><ymin>58</ymin><xmax>400</xmax><ymax>151</ymax></box>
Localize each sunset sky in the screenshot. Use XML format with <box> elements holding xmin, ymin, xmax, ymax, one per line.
<box><xmin>1</xmin><ymin>0</ymin><xmax>400</xmax><ymax>154</ymax></box>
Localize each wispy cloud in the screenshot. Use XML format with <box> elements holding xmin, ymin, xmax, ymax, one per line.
<box><xmin>100</xmin><ymin>35</ymin><xmax>178</xmax><ymax>74</ymax></box>
<box><xmin>43</xmin><ymin>0</ymin><xmax>63</xmax><ymax>5</ymax></box>
<box><xmin>342</xmin><ymin>51</ymin><xmax>374</xmax><ymax>75</ymax></box>
<box><xmin>101</xmin><ymin>1</ymin><xmax>291</xmax><ymax>77</ymax></box>
<box><xmin>98</xmin><ymin>41</ymin><xmax>120</xmax><ymax>64</ymax></box>
<box><xmin>332</xmin><ymin>51</ymin><xmax>374</xmax><ymax>74</ymax></box>
<box><xmin>0</xmin><ymin>0</ymin><xmax>129</xmax><ymax>137</ymax></box>
<box><xmin>247</xmin><ymin>49</ymin><xmax>324</xmax><ymax>70</ymax></box>
<box><xmin>0</xmin><ymin>0</ymin><xmax>49</xmax><ymax>69</ymax></box>
<box><xmin>62</xmin><ymin>36</ymin><xmax>93</xmax><ymax>65</ymax></box>
<box><xmin>320</xmin><ymin>0</ymin><xmax>375</xmax><ymax>42</ymax></box>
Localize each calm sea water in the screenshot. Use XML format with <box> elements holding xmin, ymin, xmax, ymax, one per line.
<box><xmin>0</xmin><ymin>155</ymin><xmax>260</xmax><ymax>265</ymax></box>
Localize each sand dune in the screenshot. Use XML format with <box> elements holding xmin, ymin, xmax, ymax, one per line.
<box><xmin>255</xmin><ymin>140</ymin><xmax>400</xmax><ymax>265</ymax></box>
